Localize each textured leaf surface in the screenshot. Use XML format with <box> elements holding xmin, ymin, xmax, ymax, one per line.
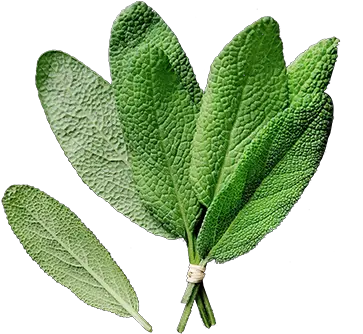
<box><xmin>198</xmin><ymin>95</ymin><xmax>333</xmax><ymax>262</ymax></box>
<box><xmin>287</xmin><ymin>38</ymin><xmax>339</xmax><ymax>109</ymax></box>
<box><xmin>109</xmin><ymin>1</ymin><xmax>202</xmax><ymax>105</ymax></box>
<box><xmin>117</xmin><ymin>45</ymin><xmax>201</xmax><ymax>239</ymax></box>
<box><xmin>197</xmin><ymin>38</ymin><xmax>338</xmax><ymax>262</ymax></box>
<box><xmin>36</xmin><ymin>51</ymin><xmax>177</xmax><ymax>239</ymax></box>
<box><xmin>2</xmin><ymin>185</ymin><xmax>140</xmax><ymax>318</ymax></box>
<box><xmin>190</xmin><ymin>17</ymin><xmax>289</xmax><ymax>207</ymax></box>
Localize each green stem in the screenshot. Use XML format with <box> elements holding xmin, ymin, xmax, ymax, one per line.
<box><xmin>181</xmin><ymin>257</ymin><xmax>209</xmax><ymax>303</ymax></box>
<box><xmin>181</xmin><ymin>282</ymin><xmax>195</xmax><ymax>304</ymax></box>
<box><xmin>197</xmin><ymin>291</ymin><xmax>210</xmax><ymax>328</ymax></box>
<box><xmin>177</xmin><ymin>283</ymin><xmax>200</xmax><ymax>333</ymax></box>
<box><xmin>131</xmin><ymin>311</ymin><xmax>153</xmax><ymax>332</ymax></box>
<box><xmin>181</xmin><ymin>221</ymin><xmax>215</xmax><ymax>330</ymax></box>
<box><xmin>200</xmin><ymin>283</ymin><xmax>216</xmax><ymax>326</ymax></box>
<box><xmin>187</xmin><ymin>228</ymin><xmax>210</xmax><ymax>328</ymax></box>
<box><xmin>196</xmin><ymin>290</ymin><xmax>211</xmax><ymax>328</ymax></box>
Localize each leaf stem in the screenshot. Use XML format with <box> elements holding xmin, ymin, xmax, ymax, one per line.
<box><xmin>131</xmin><ymin>311</ymin><xmax>153</xmax><ymax>332</ymax></box>
<box><xmin>200</xmin><ymin>283</ymin><xmax>216</xmax><ymax>326</ymax></box>
<box><xmin>181</xmin><ymin>282</ymin><xmax>195</xmax><ymax>304</ymax></box>
<box><xmin>181</xmin><ymin>257</ymin><xmax>209</xmax><ymax>304</ymax></box>
<box><xmin>187</xmin><ymin>224</ymin><xmax>210</xmax><ymax>328</ymax></box>
<box><xmin>188</xmin><ymin>242</ymin><xmax>210</xmax><ymax>328</ymax></box>
<box><xmin>196</xmin><ymin>291</ymin><xmax>211</xmax><ymax>328</ymax></box>
<box><xmin>177</xmin><ymin>283</ymin><xmax>200</xmax><ymax>333</ymax></box>
<box><xmin>182</xmin><ymin>227</ymin><xmax>215</xmax><ymax>329</ymax></box>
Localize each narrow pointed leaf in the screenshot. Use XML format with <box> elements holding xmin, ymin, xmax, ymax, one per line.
<box><xmin>36</xmin><ymin>51</ymin><xmax>177</xmax><ymax>239</ymax></box>
<box><xmin>116</xmin><ymin>45</ymin><xmax>201</xmax><ymax>239</ymax></box>
<box><xmin>190</xmin><ymin>16</ymin><xmax>289</xmax><ymax>207</ymax></box>
<box><xmin>197</xmin><ymin>95</ymin><xmax>332</xmax><ymax>263</ymax></box>
<box><xmin>2</xmin><ymin>185</ymin><xmax>152</xmax><ymax>332</ymax></box>
<box><xmin>287</xmin><ymin>37</ymin><xmax>339</xmax><ymax>109</ymax></box>
<box><xmin>109</xmin><ymin>1</ymin><xmax>202</xmax><ymax>105</ymax></box>
<box><xmin>197</xmin><ymin>39</ymin><xmax>338</xmax><ymax>262</ymax></box>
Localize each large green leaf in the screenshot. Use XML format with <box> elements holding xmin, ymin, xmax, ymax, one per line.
<box><xmin>114</xmin><ymin>45</ymin><xmax>201</xmax><ymax>239</ymax></box>
<box><xmin>190</xmin><ymin>17</ymin><xmax>289</xmax><ymax>207</ymax></box>
<box><xmin>196</xmin><ymin>38</ymin><xmax>338</xmax><ymax>262</ymax></box>
<box><xmin>2</xmin><ymin>185</ymin><xmax>152</xmax><ymax>332</ymax></box>
<box><xmin>109</xmin><ymin>1</ymin><xmax>202</xmax><ymax>105</ymax></box>
<box><xmin>36</xmin><ymin>51</ymin><xmax>177</xmax><ymax>239</ymax></box>
<box><xmin>110</xmin><ymin>1</ymin><xmax>206</xmax><ymax>237</ymax></box>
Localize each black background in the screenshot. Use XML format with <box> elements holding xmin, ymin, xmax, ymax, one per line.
<box><xmin>0</xmin><ymin>1</ymin><xmax>345</xmax><ymax>333</ymax></box>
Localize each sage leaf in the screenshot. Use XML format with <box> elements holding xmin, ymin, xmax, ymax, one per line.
<box><xmin>36</xmin><ymin>51</ymin><xmax>177</xmax><ymax>239</ymax></box>
<box><xmin>287</xmin><ymin>37</ymin><xmax>339</xmax><ymax>109</ymax></box>
<box><xmin>182</xmin><ymin>94</ymin><xmax>333</xmax><ymax>308</ymax></box>
<box><xmin>109</xmin><ymin>1</ymin><xmax>215</xmax><ymax>323</ymax></box>
<box><xmin>109</xmin><ymin>1</ymin><xmax>203</xmax><ymax>239</ymax></box>
<box><xmin>198</xmin><ymin>95</ymin><xmax>333</xmax><ymax>262</ymax></box>
<box><xmin>109</xmin><ymin>1</ymin><xmax>202</xmax><ymax>106</ymax></box>
<box><xmin>190</xmin><ymin>17</ymin><xmax>289</xmax><ymax>207</ymax></box>
<box><xmin>113</xmin><ymin>44</ymin><xmax>201</xmax><ymax>239</ymax></box>
<box><xmin>2</xmin><ymin>185</ymin><xmax>152</xmax><ymax>332</ymax></box>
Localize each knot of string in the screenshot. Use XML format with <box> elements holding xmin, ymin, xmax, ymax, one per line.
<box><xmin>186</xmin><ymin>264</ymin><xmax>206</xmax><ymax>284</ymax></box>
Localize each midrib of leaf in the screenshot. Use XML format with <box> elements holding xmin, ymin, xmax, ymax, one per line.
<box><xmin>206</xmin><ymin>107</ymin><xmax>321</xmax><ymax>261</ymax></box>
<box><xmin>212</xmin><ymin>36</ymin><xmax>272</xmax><ymax>199</ymax></box>
<box><xmin>148</xmin><ymin>56</ymin><xmax>191</xmax><ymax>241</ymax></box>
<box><xmin>23</xmin><ymin>206</ymin><xmax>137</xmax><ymax>316</ymax></box>
<box><xmin>211</xmin><ymin>115</ymin><xmax>277</xmax><ymax>251</ymax></box>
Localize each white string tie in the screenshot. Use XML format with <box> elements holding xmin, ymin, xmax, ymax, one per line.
<box><xmin>186</xmin><ymin>264</ymin><xmax>206</xmax><ymax>284</ymax></box>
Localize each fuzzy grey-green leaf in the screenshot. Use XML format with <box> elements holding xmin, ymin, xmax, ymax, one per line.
<box><xmin>36</xmin><ymin>51</ymin><xmax>177</xmax><ymax>239</ymax></box>
<box><xmin>116</xmin><ymin>45</ymin><xmax>201</xmax><ymax>239</ymax></box>
<box><xmin>2</xmin><ymin>185</ymin><xmax>152</xmax><ymax>330</ymax></box>
<box><xmin>190</xmin><ymin>16</ymin><xmax>289</xmax><ymax>207</ymax></box>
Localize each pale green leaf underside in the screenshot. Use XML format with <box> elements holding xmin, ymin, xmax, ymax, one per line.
<box><xmin>117</xmin><ymin>45</ymin><xmax>201</xmax><ymax>239</ymax></box>
<box><xmin>196</xmin><ymin>38</ymin><xmax>338</xmax><ymax>261</ymax></box>
<box><xmin>36</xmin><ymin>51</ymin><xmax>177</xmax><ymax>240</ymax></box>
<box><xmin>191</xmin><ymin>16</ymin><xmax>289</xmax><ymax>207</ymax></box>
<box><xmin>2</xmin><ymin>185</ymin><xmax>139</xmax><ymax>318</ymax></box>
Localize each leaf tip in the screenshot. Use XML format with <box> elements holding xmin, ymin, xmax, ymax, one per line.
<box><xmin>2</xmin><ymin>184</ymin><xmax>22</xmax><ymax>206</ymax></box>
<box><xmin>37</xmin><ymin>50</ymin><xmax>59</xmax><ymax>68</ymax></box>
<box><xmin>36</xmin><ymin>50</ymin><xmax>63</xmax><ymax>88</ymax></box>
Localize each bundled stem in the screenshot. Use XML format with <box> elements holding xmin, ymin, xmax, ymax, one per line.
<box><xmin>178</xmin><ymin>233</ymin><xmax>215</xmax><ymax>332</ymax></box>
<box><xmin>199</xmin><ymin>283</ymin><xmax>216</xmax><ymax>326</ymax></box>
<box><xmin>177</xmin><ymin>284</ymin><xmax>200</xmax><ymax>332</ymax></box>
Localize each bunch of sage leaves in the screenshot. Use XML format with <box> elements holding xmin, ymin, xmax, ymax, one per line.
<box><xmin>3</xmin><ymin>1</ymin><xmax>338</xmax><ymax>332</ymax></box>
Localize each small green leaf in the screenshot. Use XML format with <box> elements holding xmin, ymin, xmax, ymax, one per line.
<box><xmin>196</xmin><ymin>38</ymin><xmax>338</xmax><ymax>262</ymax></box>
<box><xmin>36</xmin><ymin>51</ymin><xmax>177</xmax><ymax>239</ymax></box>
<box><xmin>115</xmin><ymin>45</ymin><xmax>201</xmax><ymax>239</ymax></box>
<box><xmin>287</xmin><ymin>37</ymin><xmax>339</xmax><ymax>109</ymax></box>
<box><xmin>190</xmin><ymin>16</ymin><xmax>289</xmax><ymax>207</ymax></box>
<box><xmin>2</xmin><ymin>185</ymin><xmax>152</xmax><ymax>332</ymax></box>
